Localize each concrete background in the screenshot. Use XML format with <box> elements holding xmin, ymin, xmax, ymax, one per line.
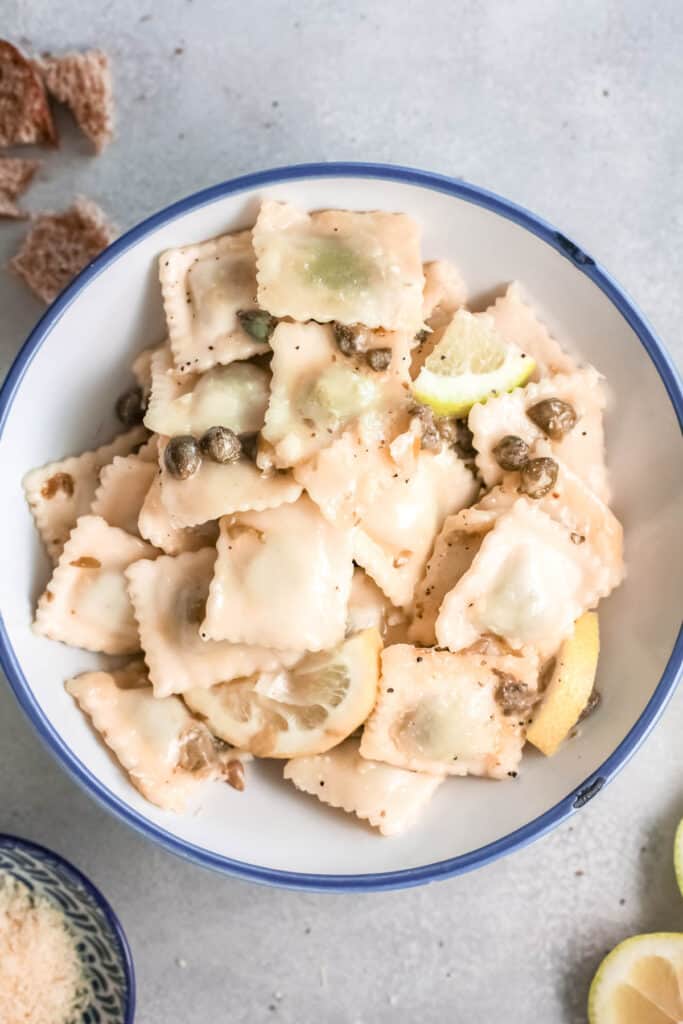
<box><xmin>1</xmin><ymin>1</ymin><xmax>682</xmax><ymax>1020</ymax></box>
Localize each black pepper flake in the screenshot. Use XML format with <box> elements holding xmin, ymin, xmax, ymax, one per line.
<box><xmin>386</xmin><ymin>687</ymin><xmax>394</xmax><ymax>693</ymax></box>
<box><xmin>507</xmin><ymin>771</ymin><xmax>518</xmax><ymax>778</ymax></box>
<box><xmin>416</xmin><ymin>656</ymin><xmax>423</xmax><ymax>663</ymax></box>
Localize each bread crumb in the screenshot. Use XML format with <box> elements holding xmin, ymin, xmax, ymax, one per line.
<box><xmin>39</xmin><ymin>50</ymin><xmax>113</xmax><ymax>153</ymax></box>
<box><xmin>11</xmin><ymin>197</ymin><xmax>116</xmax><ymax>303</ymax></box>
<box><xmin>0</xmin><ymin>156</ymin><xmax>39</xmax><ymax>218</ymax></box>
<box><xmin>0</xmin><ymin>872</ymin><xmax>89</xmax><ymax>1024</ymax></box>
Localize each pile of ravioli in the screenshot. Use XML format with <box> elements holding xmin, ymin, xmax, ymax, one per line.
<box><xmin>24</xmin><ymin>201</ymin><xmax>624</xmax><ymax>837</ymax></box>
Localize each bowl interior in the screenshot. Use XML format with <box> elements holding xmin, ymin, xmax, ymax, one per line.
<box><xmin>1</xmin><ymin>169</ymin><xmax>681</xmax><ymax>883</ymax></box>
<box><xmin>0</xmin><ymin>835</ymin><xmax>133</xmax><ymax>1021</ymax></box>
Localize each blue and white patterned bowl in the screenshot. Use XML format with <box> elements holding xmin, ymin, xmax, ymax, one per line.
<box><xmin>0</xmin><ymin>834</ymin><xmax>135</xmax><ymax>1023</ymax></box>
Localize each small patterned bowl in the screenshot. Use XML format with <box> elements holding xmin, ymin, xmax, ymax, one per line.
<box><xmin>0</xmin><ymin>834</ymin><xmax>135</xmax><ymax>1023</ymax></box>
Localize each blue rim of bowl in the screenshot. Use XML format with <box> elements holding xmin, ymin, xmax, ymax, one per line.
<box><xmin>0</xmin><ymin>162</ymin><xmax>681</xmax><ymax>893</ymax></box>
<box><xmin>0</xmin><ymin>833</ymin><xmax>135</xmax><ymax>1020</ymax></box>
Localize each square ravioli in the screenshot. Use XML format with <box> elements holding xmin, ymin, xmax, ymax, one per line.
<box><xmin>158</xmin><ymin>437</ymin><xmax>302</xmax><ymax>528</ymax></box>
<box><xmin>468</xmin><ymin>366</ymin><xmax>609</xmax><ymax>500</ymax></box>
<box><xmin>435</xmin><ymin>498</ymin><xmax>617</xmax><ymax>659</ymax></box>
<box><xmin>359</xmin><ymin>645</ymin><xmax>539</xmax><ymax>779</ymax></box>
<box><xmin>67</xmin><ymin>660</ymin><xmax>247</xmax><ymax>811</ymax></box>
<box><xmin>201</xmin><ymin>495</ymin><xmax>354</xmax><ymax>652</ymax></box>
<box><xmin>347</xmin><ymin>568</ymin><xmax>410</xmax><ymax>645</ymax></box>
<box><xmin>411</xmin><ymin>456</ymin><xmax>624</xmax><ymax>646</ymax></box>
<box><xmin>23</xmin><ymin>424</ymin><xmax>148</xmax><ymax>561</ymax></box>
<box><xmin>138</xmin><ymin>473</ymin><xmax>219</xmax><ymax>555</ymax></box>
<box><xmin>126</xmin><ymin>546</ymin><xmax>298</xmax><ymax>697</ymax></box>
<box><xmin>284</xmin><ymin>738</ymin><xmax>443</xmax><ymax>836</ymax></box>
<box><xmin>260</xmin><ymin>320</ymin><xmax>412</xmax><ymax>469</ymax></box>
<box><xmin>253</xmin><ymin>200</ymin><xmax>424</xmax><ymax>330</ymax></box>
<box><xmin>421</xmin><ymin>259</ymin><xmax>468</xmax><ymax>331</ymax></box>
<box><xmin>91</xmin><ymin>449</ymin><xmax>158</xmax><ymax>536</ymax></box>
<box><xmin>484</xmin><ymin>283</ymin><xmax>577</xmax><ymax>380</ymax></box>
<box><xmin>34</xmin><ymin>515</ymin><xmax>158</xmax><ymax>654</ymax></box>
<box><xmin>296</xmin><ymin>418</ymin><xmax>478</xmax><ymax>607</ymax></box>
<box><xmin>159</xmin><ymin>228</ymin><xmax>270</xmax><ymax>374</ymax></box>
<box><xmin>143</xmin><ymin>344</ymin><xmax>270</xmax><ymax>438</ymax></box>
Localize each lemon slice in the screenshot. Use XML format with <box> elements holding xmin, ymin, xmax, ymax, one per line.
<box><xmin>588</xmin><ymin>933</ymin><xmax>683</xmax><ymax>1023</ymax></box>
<box><xmin>412</xmin><ymin>309</ymin><xmax>535</xmax><ymax>416</ymax></box>
<box><xmin>675</xmin><ymin>819</ymin><xmax>683</xmax><ymax>898</ymax></box>
<box><xmin>527</xmin><ymin>612</ymin><xmax>600</xmax><ymax>756</ymax></box>
<box><xmin>183</xmin><ymin>629</ymin><xmax>381</xmax><ymax>758</ymax></box>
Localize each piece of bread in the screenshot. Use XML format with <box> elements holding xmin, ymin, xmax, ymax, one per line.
<box><xmin>0</xmin><ymin>156</ymin><xmax>39</xmax><ymax>218</ymax></box>
<box><xmin>10</xmin><ymin>197</ymin><xmax>115</xmax><ymax>303</ymax></box>
<box><xmin>39</xmin><ymin>50</ymin><xmax>113</xmax><ymax>153</ymax></box>
<box><xmin>0</xmin><ymin>39</ymin><xmax>56</xmax><ymax>146</ymax></box>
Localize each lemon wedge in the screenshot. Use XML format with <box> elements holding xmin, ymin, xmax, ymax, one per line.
<box><xmin>588</xmin><ymin>933</ymin><xmax>683</xmax><ymax>1023</ymax></box>
<box><xmin>183</xmin><ymin>629</ymin><xmax>381</xmax><ymax>758</ymax></box>
<box><xmin>527</xmin><ymin>612</ymin><xmax>600</xmax><ymax>756</ymax></box>
<box><xmin>411</xmin><ymin>308</ymin><xmax>535</xmax><ymax>416</ymax></box>
<box><xmin>675</xmin><ymin>819</ymin><xmax>683</xmax><ymax>899</ymax></box>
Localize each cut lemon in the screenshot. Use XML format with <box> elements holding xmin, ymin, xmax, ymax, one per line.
<box><xmin>527</xmin><ymin>612</ymin><xmax>600</xmax><ymax>756</ymax></box>
<box><xmin>411</xmin><ymin>308</ymin><xmax>535</xmax><ymax>416</ymax></box>
<box><xmin>675</xmin><ymin>819</ymin><xmax>683</xmax><ymax>899</ymax></box>
<box><xmin>183</xmin><ymin>629</ymin><xmax>381</xmax><ymax>758</ymax></box>
<box><xmin>588</xmin><ymin>933</ymin><xmax>683</xmax><ymax>1023</ymax></box>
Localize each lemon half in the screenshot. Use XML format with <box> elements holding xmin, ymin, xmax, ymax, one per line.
<box><xmin>588</xmin><ymin>933</ymin><xmax>683</xmax><ymax>1023</ymax></box>
<box><xmin>411</xmin><ymin>308</ymin><xmax>535</xmax><ymax>416</ymax></box>
<box><xmin>675</xmin><ymin>819</ymin><xmax>683</xmax><ymax>899</ymax></box>
<box><xmin>183</xmin><ymin>629</ymin><xmax>381</xmax><ymax>758</ymax></box>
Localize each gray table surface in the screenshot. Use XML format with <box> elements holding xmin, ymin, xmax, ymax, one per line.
<box><xmin>1</xmin><ymin>1</ymin><xmax>682</xmax><ymax>1021</ymax></box>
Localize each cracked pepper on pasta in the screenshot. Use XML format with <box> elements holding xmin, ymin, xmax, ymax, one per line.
<box><xmin>23</xmin><ymin>200</ymin><xmax>624</xmax><ymax>834</ymax></box>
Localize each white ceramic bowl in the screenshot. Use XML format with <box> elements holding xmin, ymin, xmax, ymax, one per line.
<box><xmin>1</xmin><ymin>164</ymin><xmax>681</xmax><ymax>892</ymax></box>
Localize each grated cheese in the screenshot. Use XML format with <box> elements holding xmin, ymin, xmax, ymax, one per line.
<box><xmin>0</xmin><ymin>872</ymin><xmax>89</xmax><ymax>1024</ymax></box>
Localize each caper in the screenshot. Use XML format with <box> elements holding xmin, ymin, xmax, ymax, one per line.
<box><xmin>527</xmin><ymin>398</ymin><xmax>577</xmax><ymax>440</ymax></box>
<box><xmin>236</xmin><ymin>309</ymin><xmax>277</xmax><ymax>343</ymax></box>
<box><xmin>333</xmin><ymin>321</ymin><xmax>363</xmax><ymax>357</ymax></box>
<box><xmin>164</xmin><ymin>435</ymin><xmax>201</xmax><ymax>479</ymax></box>
<box><xmin>115</xmin><ymin>386</ymin><xmax>146</xmax><ymax>426</ymax></box>
<box><xmin>366</xmin><ymin>347</ymin><xmax>392</xmax><ymax>372</ymax></box>
<box><xmin>519</xmin><ymin>457</ymin><xmax>558</xmax><ymax>499</ymax></box>
<box><xmin>199</xmin><ymin>426</ymin><xmax>242</xmax><ymax>464</ymax></box>
<box><xmin>240</xmin><ymin>432</ymin><xmax>259</xmax><ymax>462</ymax></box>
<box><xmin>493</xmin><ymin>435</ymin><xmax>530</xmax><ymax>471</ymax></box>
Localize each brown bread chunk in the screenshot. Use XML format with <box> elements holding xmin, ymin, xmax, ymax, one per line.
<box><xmin>0</xmin><ymin>156</ymin><xmax>39</xmax><ymax>218</ymax></box>
<box><xmin>39</xmin><ymin>50</ymin><xmax>113</xmax><ymax>153</ymax></box>
<box><xmin>0</xmin><ymin>40</ymin><xmax>56</xmax><ymax>146</ymax></box>
<box><xmin>10</xmin><ymin>197</ymin><xmax>115</xmax><ymax>303</ymax></box>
